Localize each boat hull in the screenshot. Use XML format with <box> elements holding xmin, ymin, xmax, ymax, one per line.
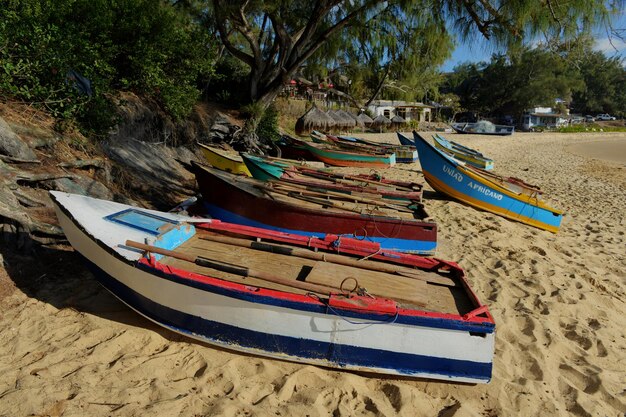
<box><xmin>397</xmin><ymin>132</ymin><xmax>414</xmax><ymax>147</ymax></box>
<box><xmin>331</xmin><ymin>135</ymin><xmax>418</xmax><ymax>163</ymax></box>
<box><xmin>433</xmin><ymin>135</ymin><xmax>494</xmax><ymax>170</ymax></box>
<box><xmin>51</xmin><ymin>192</ymin><xmax>494</xmax><ymax>383</ymax></box>
<box><xmin>193</xmin><ymin>164</ymin><xmax>437</xmax><ymax>253</ymax></box>
<box><xmin>451</xmin><ymin>123</ymin><xmax>514</xmax><ymax>136</ymax></box>
<box><xmin>300</xmin><ymin>141</ymin><xmax>396</xmax><ymax>168</ymax></box>
<box><xmin>413</xmin><ymin>132</ymin><xmax>562</xmax><ymax>232</ymax></box>
<box><xmin>198</xmin><ymin>143</ymin><xmax>251</xmax><ymax>176</ymax></box>
<box><xmin>241</xmin><ymin>154</ymin><xmax>423</xmax><ymax>202</ymax></box>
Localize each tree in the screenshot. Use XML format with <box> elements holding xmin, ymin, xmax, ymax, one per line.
<box><xmin>571</xmin><ymin>51</ymin><xmax>626</xmax><ymax>116</ymax></box>
<box><xmin>0</xmin><ymin>0</ymin><xmax>217</xmax><ymax>130</ymax></box>
<box><xmin>443</xmin><ymin>48</ymin><xmax>583</xmax><ymax>119</ymax></box>
<box><xmin>201</xmin><ymin>0</ymin><xmax>620</xmax><ymax>147</ymax></box>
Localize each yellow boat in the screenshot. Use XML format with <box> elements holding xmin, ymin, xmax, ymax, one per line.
<box><xmin>197</xmin><ymin>142</ymin><xmax>252</xmax><ymax>176</ymax></box>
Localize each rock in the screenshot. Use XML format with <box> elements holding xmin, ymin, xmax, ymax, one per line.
<box><xmin>101</xmin><ymin>138</ymin><xmax>199</xmax><ymax>206</ymax></box>
<box><xmin>46</xmin><ymin>176</ymin><xmax>113</xmax><ymax>200</ymax></box>
<box><xmin>0</xmin><ymin>116</ymin><xmax>38</xmax><ymax>161</ymax></box>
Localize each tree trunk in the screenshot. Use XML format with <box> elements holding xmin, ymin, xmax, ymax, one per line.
<box><xmin>364</xmin><ymin>65</ymin><xmax>391</xmax><ymax>108</ymax></box>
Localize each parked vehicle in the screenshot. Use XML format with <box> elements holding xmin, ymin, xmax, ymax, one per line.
<box><xmin>584</xmin><ymin>115</ymin><xmax>595</xmax><ymax>122</ymax></box>
<box><xmin>596</xmin><ymin>114</ymin><xmax>616</xmax><ymax>121</ymax></box>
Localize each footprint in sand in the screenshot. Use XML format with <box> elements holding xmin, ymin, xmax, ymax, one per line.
<box><xmin>560</xmin><ymin>321</ymin><xmax>593</xmax><ymax>351</ymax></box>
<box><xmin>558</xmin><ymin>363</ymin><xmax>602</xmax><ymax>395</ymax></box>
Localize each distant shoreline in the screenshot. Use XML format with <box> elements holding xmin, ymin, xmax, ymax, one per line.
<box><xmin>565</xmin><ymin>138</ymin><xmax>626</xmax><ymax>164</ymax></box>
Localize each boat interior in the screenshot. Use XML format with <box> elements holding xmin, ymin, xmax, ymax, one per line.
<box><xmin>158</xmin><ymin>231</ymin><xmax>476</xmax><ymax>316</ymax></box>
<box><xmin>209</xmin><ymin>166</ymin><xmax>431</xmax><ymax>220</ymax></box>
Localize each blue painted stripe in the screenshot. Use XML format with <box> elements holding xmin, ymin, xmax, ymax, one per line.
<box><xmin>131</xmin><ymin>261</ymin><xmax>494</xmax><ymax>332</ymax></box>
<box><xmin>82</xmin><ymin>256</ymin><xmax>492</xmax><ymax>381</ymax></box>
<box><xmin>413</xmin><ymin>134</ymin><xmax>561</xmax><ymax>229</ymax></box>
<box><xmin>202</xmin><ymin>203</ymin><xmax>437</xmax><ymax>254</ymax></box>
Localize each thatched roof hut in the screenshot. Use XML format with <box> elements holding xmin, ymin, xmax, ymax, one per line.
<box><xmin>357</xmin><ymin>112</ymin><xmax>374</xmax><ymax>127</ymax></box>
<box><xmin>391</xmin><ymin>115</ymin><xmax>406</xmax><ymax>130</ymax></box>
<box><xmin>372</xmin><ymin>114</ymin><xmax>392</xmax><ymax>126</ymax></box>
<box><xmin>295</xmin><ymin>106</ymin><xmax>336</xmax><ymax>136</ymax></box>
<box><xmin>337</xmin><ymin>110</ymin><xmax>363</xmax><ymax>127</ymax></box>
<box><xmin>328</xmin><ymin>110</ymin><xmax>357</xmax><ymax>130</ymax></box>
<box><xmin>372</xmin><ymin>114</ymin><xmax>392</xmax><ymax>132</ymax></box>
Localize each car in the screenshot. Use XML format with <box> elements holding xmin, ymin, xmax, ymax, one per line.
<box><xmin>585</xmin><ymin>115</ymin><xmax>595</xmax><ymax>122</ymax></box>
<box><xmin>596</xmin><ymin>114</ymin><xmax>616</xmax><ymax>121</ymax></box>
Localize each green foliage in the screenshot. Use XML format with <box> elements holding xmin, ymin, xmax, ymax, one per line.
<box><xmin>206</xmin><ymin>0</ymin><xmax>619</xmax><ymax>114</ymax></box>
<box><xmin>257</xmin><ymin>105</ymin><xmax>281</xmax><ymax>142</ymax></box>
<box><xmin>0</xmin><ymin>0</ymin><xmax>217</xmax><ymax>133</ymax></box>
<box><xmin>570</xmin><ymin>51</ymin><xmax>626</xmax><ymax>117</ymax></box>
<box><xmin>442</xmin><ymin>48</ymin><xmax>583</xmax><ymax>118</ymax></box>
<box><xmin>557</xmin><ymin>124</ymin><xmax>626</xmax><ymax>133</ymax></box>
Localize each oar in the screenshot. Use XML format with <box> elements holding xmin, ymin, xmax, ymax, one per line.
<box><xmin>125</xmin><ymin>240</ymin><xmax>340</xmax><ymax>295</ymax></box>
<box><xmin>292</xmin><ymin>169</ymin><xmax>395</xmax><ymax>191</ymax></box>
<box><xmin>296</xmin><ymin>167</ymin><xmax>414</xmax><ymax>191</ymax></box>
<box><xmin>197</xmin><ymin>233</ymin><xmax>456</xmax><ymax>287</ymax></box>
<box><xmin>270</xmin><ymin>182</ymin><xmax>415</xmax><ymax>213</ymax></box>
<box><xmin>256</xmin><ymin>184</ymin><xmax>370</xmax><ymax>214</ymax></box>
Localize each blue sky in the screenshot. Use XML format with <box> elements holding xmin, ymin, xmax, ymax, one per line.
<box><xmin>441</xmin><ymin>10</ymin><xmax>626</xmax><ymax>72</ymax></box>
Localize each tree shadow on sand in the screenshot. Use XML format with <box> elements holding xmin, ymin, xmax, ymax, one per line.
<box><xmin>0</xmin><ymin>232</ymin><xmax>192</xmax><ymax>345</ymax></box>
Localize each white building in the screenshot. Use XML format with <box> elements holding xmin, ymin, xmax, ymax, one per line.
<box><xmin>522</xmin><ymin>107</ymin><xmax>569</xmax><ymax>131</ymax></box>
<box><xmin>367</xmin><ymin>100</ymin><xmax>432</xmax><ymax>122</ymax></box>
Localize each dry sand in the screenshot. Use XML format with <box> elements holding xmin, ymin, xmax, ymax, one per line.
<box><xmin>1</xmin><ymin>131</ymin><xmax>625</xmax><ymax>416</ymax></box>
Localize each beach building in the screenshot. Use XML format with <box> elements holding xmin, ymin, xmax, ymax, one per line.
<box><xmin>522</xmin><ymin>107</ymin><xmax>569</xmax><ymax>131</ymax></box>
<box><xmin>367</xmin><ymin>100</ymin><xmax>432</xmax><ymax>122</ymax></box>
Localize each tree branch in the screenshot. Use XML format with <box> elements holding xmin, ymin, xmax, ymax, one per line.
<box><xmin>212</xmin><ymin>0</ymin><xmax>255</xmax><ymax>67</ymax></box>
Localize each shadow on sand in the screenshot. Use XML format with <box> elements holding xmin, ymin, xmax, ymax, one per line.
<box><xmin>0</xmin><ymin>231</ymin><xmax>192</xmax><ymax>345</ymax></box>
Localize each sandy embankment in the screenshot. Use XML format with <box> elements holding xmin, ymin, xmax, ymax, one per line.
<box><xmin>0</xmin><ymin>131</ymin><xmax>625</xmax><ymax>416</ymax></box>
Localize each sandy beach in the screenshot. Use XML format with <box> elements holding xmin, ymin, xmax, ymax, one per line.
<box><xmin>1</xmin><ymin>131</ymin><xmax>625</xmax><ymax>416</ymax></box>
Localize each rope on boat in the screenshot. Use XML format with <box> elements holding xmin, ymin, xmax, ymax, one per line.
<box><xmin>306</xmin><ymin>293</ymin><xmax>399</xmax><ymax>325</ymax></box>
<box><xmin>358</xmin><ymin>248</ymin><xmax>381</xmax><ymax>262</ymax></box>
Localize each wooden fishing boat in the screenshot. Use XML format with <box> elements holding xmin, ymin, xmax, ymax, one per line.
<box><xmin>192</xmin><ymin>162</ymin><xmax>437</xmax><ymax>253</ymax></box>
<box><xmin>433</xmin><ymin>134</ymin><xmax>494</xmax><ymax>170</ymax></box>
<box><xmin>297</xmin><ymin>139</ymin><xmax>396</xmax><ymax>168</ymax></box>
<box><xmin>412</xmin><ymin>132</ymin><xmax>563</xmax><ymax>232</ymax></box>
<box><xmin>241</xmin><ymin>153</ymin><xmax>423</xmax><ymax>202</ymax></box>
<box><xmin>51</xmin><ymin>191</ymin><xmax>495</xmax><ymax>383</ymax></box>
<box><xmin>197</xmin><ymin>142</ymin><xmax>252</xmax><ymax>176</ymax></box>
<box><xmin>328</xmin><ymin>135</ymin><xmax>418</xmax><ymax>163</ymax></box>
<box><xmin>451</xmin><ymin>122</ymin><xmax>514</xmax><ymax>136</ymax></box>
<box><xmin>277</xmin><ymin>135</ymin><xmax>317</xmax><ymax>161</ymax></box>
<box><xmin>397</xmin><ymin>132</ymin><xmax>414</xmax><ymax>147</ymax></box>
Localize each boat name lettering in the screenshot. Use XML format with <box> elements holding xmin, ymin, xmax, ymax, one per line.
<box><xmin>467</xmin><ymin>181</ymin><xmax>503</xmax><ymax>201</ymax></box>
<box><xmin>442</xmin><ymin>165</ymin><xmax>463</xmax><ymax>182</ymax></box>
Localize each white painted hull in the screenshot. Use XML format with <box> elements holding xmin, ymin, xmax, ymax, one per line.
<box><xmin>51</xmin><ymin>192</ymin><xmax>495</xmax><ymax>382</ymax></box>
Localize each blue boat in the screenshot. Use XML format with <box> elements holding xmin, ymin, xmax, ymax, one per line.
<box><xmin>397</xmin><ymin>132</ymin><xmax>414</xmax><ymax>147</ymax></box>
<box><xmin>412</xmin><ymin>132</ymin><xmax>563</xmax><ymax>232</ymax></box>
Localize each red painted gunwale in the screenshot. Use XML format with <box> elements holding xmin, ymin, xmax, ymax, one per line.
<box><xmin>191</xmin><ymin>219</ymin><xmax>493</xmax><ymax>325</ymax></box>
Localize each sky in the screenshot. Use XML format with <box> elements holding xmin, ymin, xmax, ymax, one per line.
<box><xmin>441</xmin><ymin>10</ymin><xmax>626</xmax><ymax>72</ymax></box>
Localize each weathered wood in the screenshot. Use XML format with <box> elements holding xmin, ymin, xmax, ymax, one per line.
<box><xmin>197</xmin><ymin>233</ymin><xmax>454</xmax><ymax>286</ymax></box>
<box><xmin>305</xmin><ymin>261</ymin><xmax>428</xmax><ymax>307</ymax></box>
<box><xmin>125</xmin><ymin>240</ymin><xmax>338</xmax><ymax>296</ymax></box>
<box><xmin>296</xmin><ymin>167</ymin><xmax>414</xmax><ymax>191</ymax></box>
<box><xmin>270</xmin><ymin>182</ymin><xmax>414</xmax><ymax>213</ymax></box>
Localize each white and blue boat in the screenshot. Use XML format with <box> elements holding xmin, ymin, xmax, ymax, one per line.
<box><xmin>51</xmin><ymin>191</ymin><xmax>495</xmax><ymax>383</ymax></box>
<box><xmin>433</xmin><ymin>134</ymin><xmax>494</xmax><ymax>170</ymax></box>
<box><xmin>412</xmin><ymin>132</ymin><xmax>563</xmax><ymax>232</ymax></box>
